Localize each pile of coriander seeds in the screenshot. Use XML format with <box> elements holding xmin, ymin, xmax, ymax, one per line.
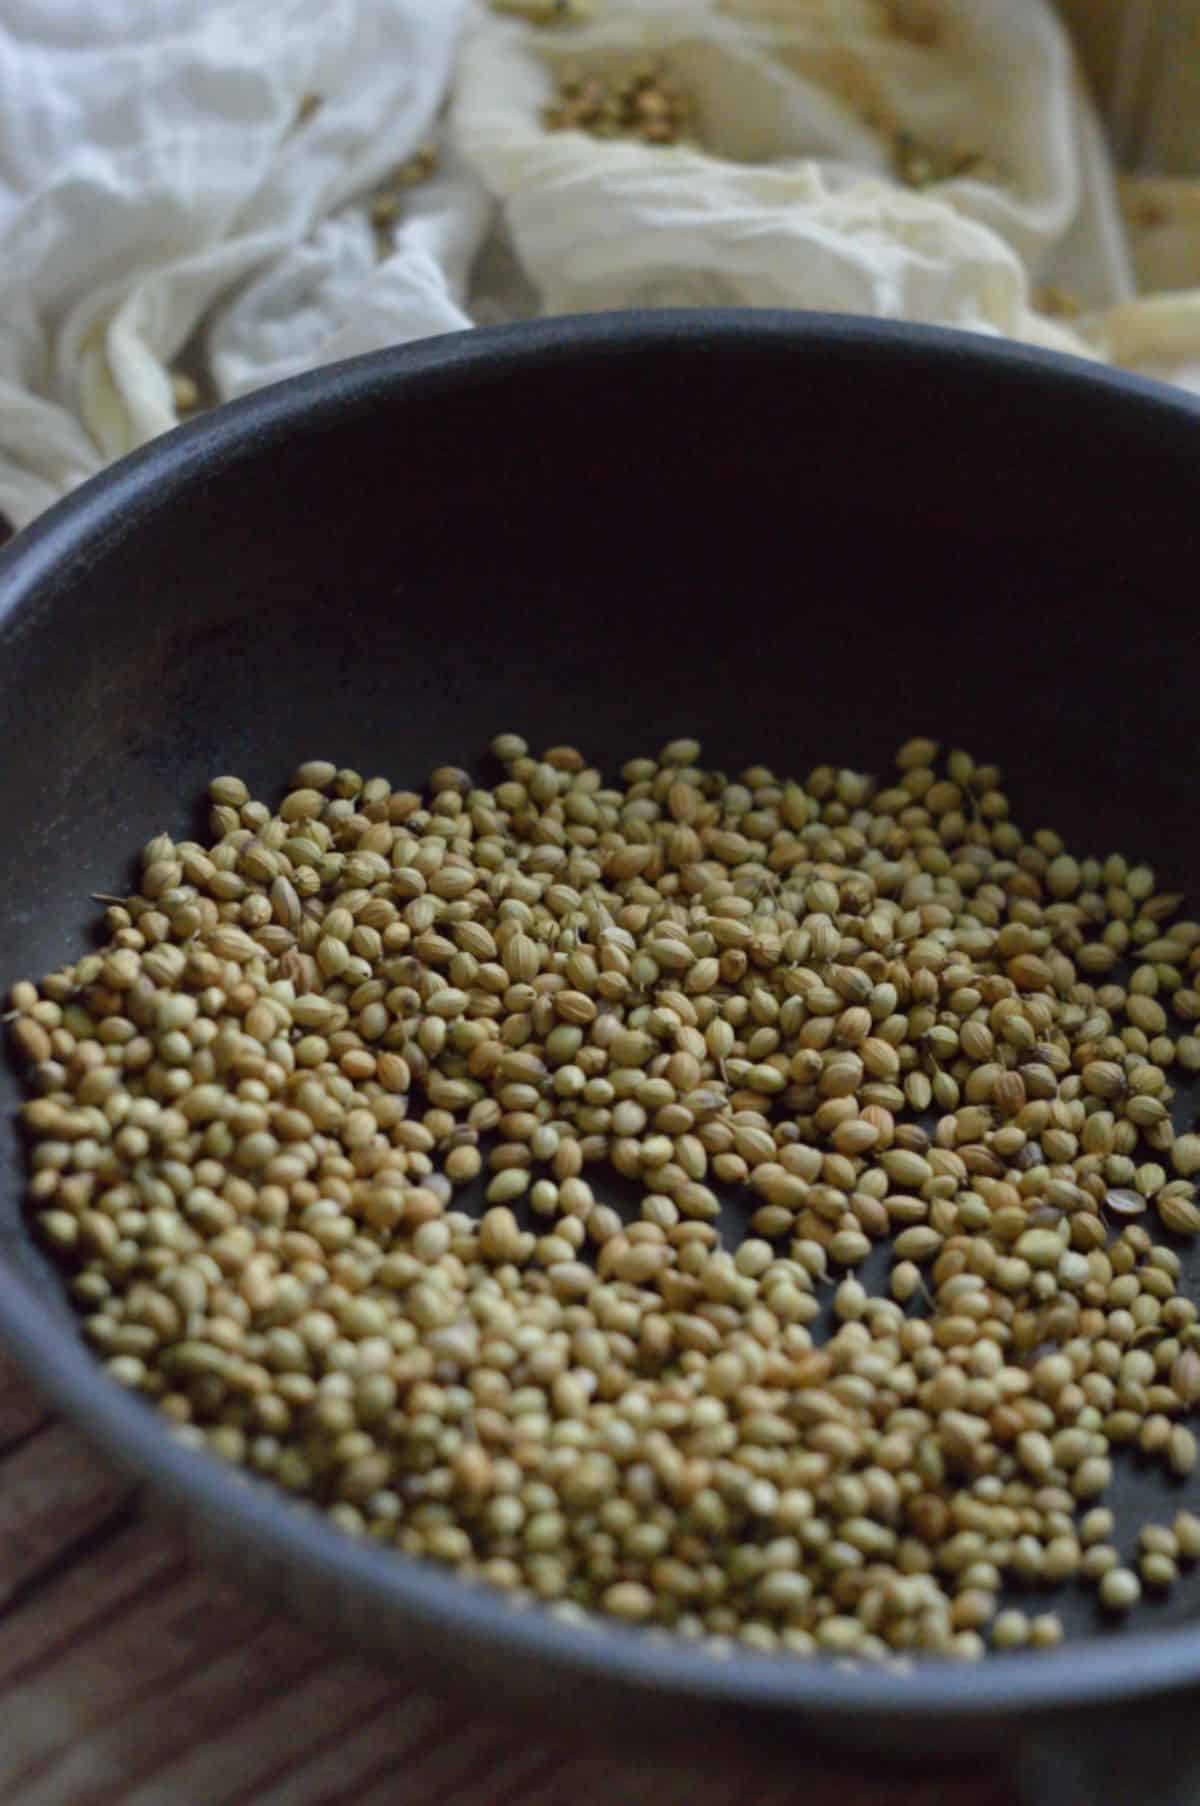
<box><xmin>9</xmin><ymin>732</ymin><xmax>1200</xmax><ymax>1664</ymax></box>
<box><xmin>543</xmin><ymin>60</ymin><xmax>695</xmax><ymax>145</ymax></box>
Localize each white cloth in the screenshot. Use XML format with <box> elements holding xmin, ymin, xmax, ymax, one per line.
<box><xmin>0</xmin><ymin>0</ymin><xmax>474</xmax><ymax>526</ymax></box>
<box><xmin>0</xmin><ymin>0</ymin><xmax>1198</xmax><ymax>532</ymax></box>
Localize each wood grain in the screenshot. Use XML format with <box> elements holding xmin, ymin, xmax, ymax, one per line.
<box><xmin>0</xmin><ymin>1360</ymin><xmax>50</xmax><ymax>1453</ymax></box>
<box><xmin>0</xmin><ymin>1350</ymin><xmax>1013</xmax><ymax>1806</ymax></box>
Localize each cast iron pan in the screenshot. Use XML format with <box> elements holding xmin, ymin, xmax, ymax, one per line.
<box><xmin>1</xmin><ymin>312</ymin><xmax>1199</xmax><ymax>1803</ymax></box>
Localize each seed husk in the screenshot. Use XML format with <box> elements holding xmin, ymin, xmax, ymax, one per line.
<box><xmin>1105</xmin><ymin>1188</ymin><xmax>1147</xmax><ymax>1219</ymax></box>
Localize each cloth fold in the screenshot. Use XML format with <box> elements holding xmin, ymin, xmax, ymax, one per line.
<box><xmin>0</xmin><ymin>0</ymin><xmax>1198</xmax><ymax>531</ymax></box>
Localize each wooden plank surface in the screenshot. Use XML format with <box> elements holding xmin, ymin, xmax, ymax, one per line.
<box><xmin>0</xmin><ymin>1354</ymin><xmax>1017</xmax><ymax>1806</ymax></box>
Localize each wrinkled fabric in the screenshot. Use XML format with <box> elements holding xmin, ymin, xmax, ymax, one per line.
<box><xmin>1</xmin><ymin>0</ymin><xmax>1199</xmax><ymax>531</ymax></box>
<box><xmin>0</xmin><ymin>0</ymin><xmax>474</xmax><ymax>525</ymax></box>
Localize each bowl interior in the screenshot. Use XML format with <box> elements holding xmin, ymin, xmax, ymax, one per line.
<box><xmin>3</xmin><ymin>313</ymin><xmax>1200</xmax><ymax>1744</ymax></box>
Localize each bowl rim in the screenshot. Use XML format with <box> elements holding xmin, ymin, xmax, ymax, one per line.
<box><xmin>4</xmin><ymin>306</ymin><xmax>1200</xmax><ymax>1731</ymax></box>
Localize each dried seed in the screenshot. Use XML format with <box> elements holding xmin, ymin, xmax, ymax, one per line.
<box><xmin>1158</xmin><ymin>1193</ymin><xmax>1200</xmax><ymax>1236</ymax></box>
<box><xmin>13</xmin><ymin>734</ymin><xmax>1200</xmax><ymax>1665</ymax></box>
<box><xmin>1098</xmin><ymin>1568</ymin><xmax>1141</xmax><ymax>1612</ymax></box>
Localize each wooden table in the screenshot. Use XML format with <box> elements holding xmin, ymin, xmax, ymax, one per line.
<box><xmin>0</xmin><ymin>1348</ymin><xmax>1014</xmax><ymax>1806</ymax></box>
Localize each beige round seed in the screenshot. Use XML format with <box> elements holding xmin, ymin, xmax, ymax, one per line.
<box><xmin>1173</xmin><ymin>1135</ymin><xmax>1200</xmax><ymax>1178</ymax></box>
<box><xmin>1158</xmin><ymin>1193</ymin><xmax>1200</xmax><ymax>1235</ymax></box>
<box><xmin>478</xmin><ymin>1206</ymin><xmax>524</xmax><ymax>1261</ymax></box>
<box><xmin>1174</xmin><ymin>1511</ymin><xmax>1200</xmax><ymax>1562</ymax></box>
<box><xmin>1028</xmin><ymin>1614</ymin><xmax>1063</xmax><ymax>1650</ymax></box>
<box><xmin>14</xmin><ymin>732</ymin><xmax>1200</xmax><ymax>1669</ymax></box>
<box><xmin>991</xmin><ymin>1610</ymin><xmax>1028</xmax><ymax>1650</ymax></box>
<box><xmin>1098</xmin><ymin>1568</ymin><xmax>1141</xmax><ymax>1612</ymax></box>
<box><xmin>209</xmin><ymin>775</ymin><xmax>249</xmax><ymax>807</ymax></box>
<box><xmin>603</xmin><ymin>1582</ymin><xmax>654</xmax><ymax>1623</ymax></box>
<box><xmin>1140</xmin><ymin>1552</ymin><xmax>1178</xmax><ymax>1590</ymax></box>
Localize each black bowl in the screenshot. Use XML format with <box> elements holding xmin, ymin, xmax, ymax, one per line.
<box><xmin>3</xmin><ymin>312</ymin><xmax>1200</xmax><ymax>1800</ymax></box>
